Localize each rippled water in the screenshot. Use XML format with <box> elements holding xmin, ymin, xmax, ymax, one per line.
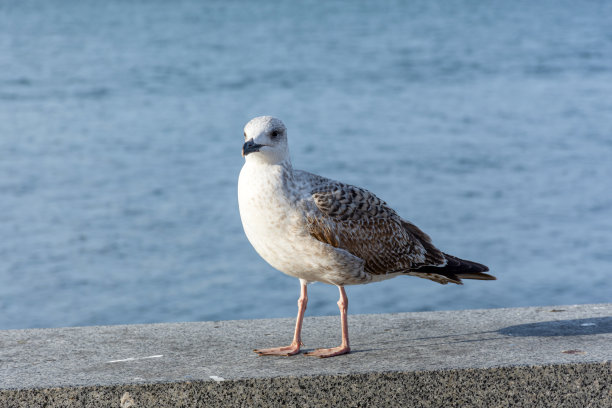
<box><xmin>1</xmin><ymin>0</ymin><xmax>611</xmax><ymax>329</ymax></box>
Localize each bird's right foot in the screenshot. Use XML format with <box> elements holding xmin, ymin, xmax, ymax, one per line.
<box><xmin>253</xmin><ymin>343</ymin><xmax>301</xmax><ymax>356</ymax></box>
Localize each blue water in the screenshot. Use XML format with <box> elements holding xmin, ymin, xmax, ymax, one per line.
<box><xmin>1</xmin><ymin>1</ymin><xmax>611</xmax><ymax>330</ymax></box>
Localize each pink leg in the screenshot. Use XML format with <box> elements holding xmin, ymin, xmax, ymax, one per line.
<box><xmin>305</xmin><ymin>285</ymin><xmax>351</xmax><ymax>358</ymax></box>
<box><xmin>254</xmin><ymin>279</ymin><xmax>308</xmax><ymax>356</ymax></box>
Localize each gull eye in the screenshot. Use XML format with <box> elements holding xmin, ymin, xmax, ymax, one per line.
<box><xmin>270</xmin><ymin>130</ymin><xmax>279</xmax><ymax>139</ymax></box>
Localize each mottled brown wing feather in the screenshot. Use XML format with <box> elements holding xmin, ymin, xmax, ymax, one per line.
<box><xmin>307</xmin><ymin>183</ymin><xmax>446</xmax><ymax>276</ymax></box>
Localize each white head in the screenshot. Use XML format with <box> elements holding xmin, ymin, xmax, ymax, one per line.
<box><xmin>242</xmin><ymin>116</ymin><xmax>289</xmax><ymax>165</ymax></box>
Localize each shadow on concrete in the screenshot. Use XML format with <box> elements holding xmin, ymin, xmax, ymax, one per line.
<box><xmin>498</xmin><ymin>317</ymin><xmax>612</xmax><ymax>337</ymax></box>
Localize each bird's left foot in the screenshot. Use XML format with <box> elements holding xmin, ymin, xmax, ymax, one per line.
<box><xmin>304</xmin><ymin>345</ymin><xmax>350</xmax><ymax>358</ymax></box>
<box><xmin>253</xmin><ymin>342</ymin><xmax>302</xmax><ymax>356</ymax></box>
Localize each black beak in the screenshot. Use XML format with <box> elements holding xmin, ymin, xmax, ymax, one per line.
<box><xmin>242</xmin><ymin>139</ymin><xmax>263</xmax><ymax>157</ymax></box>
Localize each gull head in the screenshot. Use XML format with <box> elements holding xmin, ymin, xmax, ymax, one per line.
<box><xmin>242</xmin><ymin>116</ymin><xmax>289</xmax><ymax>164</ymax></box>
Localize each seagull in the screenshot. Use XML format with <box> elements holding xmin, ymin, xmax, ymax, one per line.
<box><xmin>238</xmin><ymin>116</ymin><xmax>495</xmax><ymax>358</ymax></box>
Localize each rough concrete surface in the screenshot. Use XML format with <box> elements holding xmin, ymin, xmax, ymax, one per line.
<box><xmin>1</xmin><ymin>304</ymin><xmax>611</xmax><ymax>407</ymax></box>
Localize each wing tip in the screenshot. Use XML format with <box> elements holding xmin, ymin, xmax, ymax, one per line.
<box><xmin>457</xmin><ymin>272</ymin><xmax>497</xmax><ymax>281</ymax></box>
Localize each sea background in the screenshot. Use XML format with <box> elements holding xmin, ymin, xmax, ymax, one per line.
<box><xmin>1</xmin><ymin>0</ymin><xmax>611</xmax><ymax>330</ymax></box>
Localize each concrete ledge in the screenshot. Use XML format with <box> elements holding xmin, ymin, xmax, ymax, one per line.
<box><xmin>1</xmin><ymin>304</ymin><xmax>611</xmax><ymax>407</ymax></box>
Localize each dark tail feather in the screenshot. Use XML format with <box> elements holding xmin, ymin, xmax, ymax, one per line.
<box><xmin>415</xmin><ymin>253</ymin><xmax>495</xmax><ymax>284</ymax></box>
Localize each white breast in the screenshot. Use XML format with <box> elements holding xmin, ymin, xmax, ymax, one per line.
<box><xmin>238</xmin><ymin>161</ymin><xmax>365</xmax><ymax>284</ymax></box>
<box><xmin>238</xmin><ymin>161</ymin><xmax>304</xmax><ymax>272</ymax></box>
